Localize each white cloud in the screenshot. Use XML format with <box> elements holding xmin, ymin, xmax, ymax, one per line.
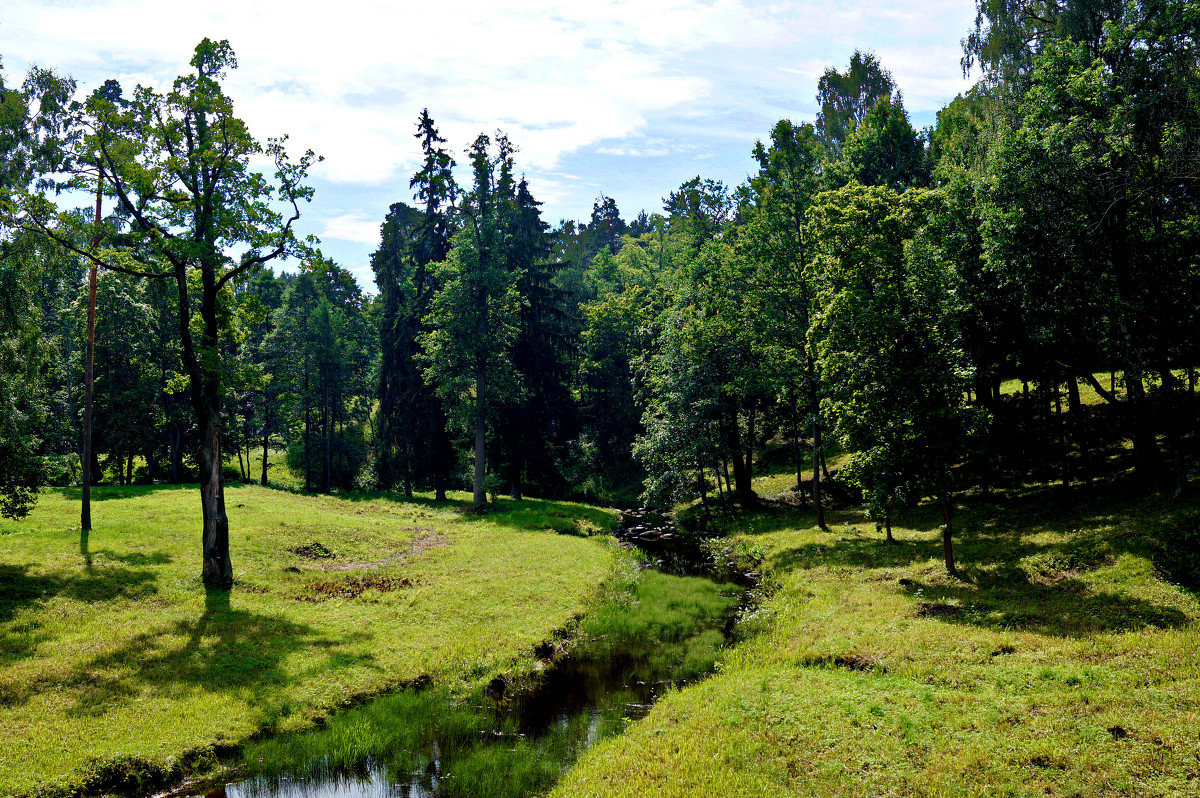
<box><xmin>1</xmin><ymin>0</ymin><xmax>981</xmax><ymax>273</ymax></box>
<box><xmin>319</xmin><ymin>212</ymin><xmax>382</xmax><ymax>246</ymax></box>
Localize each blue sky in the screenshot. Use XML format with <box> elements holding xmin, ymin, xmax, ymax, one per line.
<box><xmin>1</xmin><ymin>0</ymin><xmax>978</xmax><ymax>290</ymax></box>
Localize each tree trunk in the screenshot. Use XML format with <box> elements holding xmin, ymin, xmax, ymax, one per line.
<box><xmin>714</xmin><ymin>457</ymin><xmax>728</xmax><ymax>511</ymax></box>
<box><xmin>261</xmin><ymin>429</ymin><xmax>269</xmax><ymax>486</ymax></box>
<box><xmin>885</xmin><ymin>513</ymin><xmax>894</xmax><ymax>543</ymax></box>
<box><xmin>198</xmin><ymin>409</ymin><xmax>233</xmax><ymax>587</ymax></box>
<box><xmin>728</xmin><ymin>408</ymin><xmax>753</xmax><ymax>504</ymax></box>
<box><xmin>323</xmin><ymin>386</ymin><xmax>332</xmax><ymax>494</ymax></box>
<box><xmin>127</xmin><ymin>452</ymin><xmax>134</xmax><ymax>485</ymax></box>
<box><xmin>746</xmin><ymin>403</ymin><xmax>756</xmax><ymax>483</ymax></box>
<box><xmin>1055</xmin><ymin>378</ymin><xmax>1068</xmax><ymax>487</ymax></box>
<box><xmin>939</xmin><ymin>498</ymin><xmax>956</xmax><ymax>574</ymax></box>
<box><xmin>434</xmin><ymin>408</ymin><xmax>449</xmax><ymax>502</ymax></box>
<box><xmin>809</xmin><ymin>365</ymin><xmax>826</xmax><ymax>531</ymax></box>
<box><xmin>304</xmin><ymin>398</ymin><xmax>312</xmax><ymax>493</ymax></box>
<box><xmin>720</xmin><ymin>452</ymin><xmax>733</xmax><ymax>502</ymax></box>
<box><xmin>1162</xmin><ymin>369</ymin><xmax>1187</xmax><ymax>498</ymax></box>
<box><xmin>474</xmin><ymin>362</ymin><xmax>487</xmax><ymax>506</ymax></box>
<box><xmin>82</xmin><ymin>259</ymin><xmax>97</xmax><ymax>531</ymax></box>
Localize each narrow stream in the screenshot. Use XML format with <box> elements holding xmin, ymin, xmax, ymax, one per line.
<box><xmin>179</xmin><ymin>511</ymin><xmax>745</xmax><ymax>798</ymax></box>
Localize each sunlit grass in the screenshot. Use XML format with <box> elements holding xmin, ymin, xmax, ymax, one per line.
<box><xmin>0</xmin><ymin>484</ymin><xmax>619</xmax><ymax>797</ymax></box>
<box><xmin>553</xmin><ymin>474</ymin><xmax>1200</xmax><ymax>797</ymax></box>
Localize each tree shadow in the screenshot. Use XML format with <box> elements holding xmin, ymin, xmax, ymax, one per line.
<box><xmin>93</xmin><ymin>549</ymin><xmax>173</xmax><ymax>566</ymax></box>
<box><xmin>0</xmin><ymin>562</ymin><xmax>158</xmax><ymax>625</ymax></box>
<box><xmin>899</xmin><ymin>569</ymin><xmax>1193</xmax><ymax>637</ymax></box>
<box><xmin>55</xmin><ymin>484</ymin><xmax>197</xmax><ymax>502</ymax></box>
<box><xmin>61</xmin><ymin>587</ymin><xmax>368</xmax><ymax>718</ymax></box>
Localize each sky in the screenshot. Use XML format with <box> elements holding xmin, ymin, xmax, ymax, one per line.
<box><xmin>0</xmin><ymin>0</ymin><xmax>979</xmax><ymax>290</ymax></box>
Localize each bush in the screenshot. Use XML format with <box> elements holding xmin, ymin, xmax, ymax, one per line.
<box><xmin>1157</xmin><ymin>512</ymin><xmax>1200</xmax><ymax>589</ymax></box>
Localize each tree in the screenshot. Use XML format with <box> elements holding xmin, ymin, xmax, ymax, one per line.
<box><xmin>808</xmin><ymin>184</ymin><xmax>983</xmax><ymax>568</ymax></box>
<box><xmin>15</xmin><ymin>40</ymin><xmax>317</xmax><ymax>586</ymax></box>
<box><xmin>421</xmin><ymin>133</ymin><xmax>522</xmax><ymax>506</ymax></box>
<box><xmin>739</xmin><ymin>119</ymin><xmax>830</xmax><ymax>525</ymax></box>
<box><xmin>375</xmin><ymin>110</ymin><xmax>457</xmax><ymax>499</ymax></box>
<box><xmin>835</xmin><ymin>94</ymin><xmax>930</xmax><ymax>191</ymax></box>
<box><xmin>0</xmin><ymin>59</ymin><xmax>76</xmax><ymax>519</ymax></box>
<box><xmin>815</xmin><ymin>50</ymin><xmax>896</xmax><ymax>155</ymax></box>
<box><xmin>980</xmin><ymin>12</ymin><xmax>1200</xmax><ymax>489</ymax></box>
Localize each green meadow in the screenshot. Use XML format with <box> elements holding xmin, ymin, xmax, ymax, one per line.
<box><xmin>553</xmin><ymin>475</ymin><xmax>1200</xmax><ymax>797</ymax></box>
<box><xmin>0</xmin><ymin>485</ymin><xmax>619</xmax><ymax>796</ymax></box>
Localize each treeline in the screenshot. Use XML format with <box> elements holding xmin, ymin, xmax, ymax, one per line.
<box><xmin>2</xmin><ymin>0</ymin><xmax>1198</xmax><ymax>575</ymax></box>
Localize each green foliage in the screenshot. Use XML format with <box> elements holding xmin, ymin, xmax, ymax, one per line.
<box><xmin>808</xmin><ymin>184</ymin><xmax>984</xmax><ymax>524</ymax></box>
<box><xmin>815</xmin><ymin>50</ymin><xmax>896</xmax><ymax>154</ymax></box>
<box><xmin>834</xmin><ymin>93</ymin><xmax>929</xmax><ymax>190</ymax></box>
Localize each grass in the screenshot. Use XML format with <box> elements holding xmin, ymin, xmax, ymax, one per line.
<box><xmin>581</xmin><ymin>568</ymin><xmax>744</xmax><ymax>682</ymax></box>
<box><xmin>552</xmin><ymin>475</ymin><xmax>1200</xmax><ymax>797</ymax></box>
<box><xmin>201</xmin><ymin>565</ymin><xmax>743</xmax><ymax>798</ymax></box>
<box><xmin>0</xmin><ymin>483</ymin><xmax>620</xmax><ymax>797</ymax></box>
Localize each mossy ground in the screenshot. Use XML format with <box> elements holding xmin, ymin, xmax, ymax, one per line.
<box><xmin>0</xmin><ymin>484</ymin><xmax>618</xmax><ymax>797</ymax></box>
<box><xmin>553</xmin><ymin>474</ymin><xmax>1200</xmax><ymax>797</ymax></box>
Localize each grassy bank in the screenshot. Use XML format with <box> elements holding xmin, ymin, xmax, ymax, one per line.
<box><xmin>0</xmin><ymin>484</ymin><xmax>618</xmax><ymax>797</ymax></box>
<box><xmin>208</xmin><ymin>566</ymin><xmax>743</xmax><ymax>798</ymax></box>
<box><xmin>553</xmin><ymin>477</ymin><xmax>1200</xmax><ymax>797</ymax></box>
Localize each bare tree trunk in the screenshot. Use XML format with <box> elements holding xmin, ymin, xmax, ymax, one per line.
<box><xmin>199</xmin><ymin>408</ymin><xmax>232</xmax><ymax>586</ymax></box>
<box><xmin>81</xmin><ymin>261</ymin><xmax>97</xmax><ymax>520</ymax></box>
<box><xmin>714</xmin><ymin>457</ymin><xmax>728</xmax><ymax>511</ymax></box>
<box><xmin>323</xmin><ymin>385</ymin><xmax>332</xmax><ymax>494</ymax></box>
<box><xmin>939</xmin><ymin>498</ymin><xmax>956</xmax><ymax>574</ymax></box>
<box><xmin>474</xmin><ymin>362</ymin><xmax>487</xmax><ymax>506</ymax></box>
<box><xmin>304</xmin><ymin>394</ymin><xmax>312</xmax><ymax>493</ymax></box>
<box><xmin>809</xmin><ymin>365</ymin><xmax>826</xmax><ymax>531</ymax></box>
<box><xmin>261</xmin><ymin>429</ymin><xmax>269</xmax><ymax>487</ymax></box>
<box><xmin>885</xmin><ymin>513</ymin><xmax>894</xmax><ymax>543</ymax></box>
<box><xmin>81</xmin><ymin>178</ymin><xmax>102</xmax><ymax>531</ymax></box>
<box><xmin>434</xmin><ymin>409</ymin><xmax>449</xmax><ymax>502</ymax></box>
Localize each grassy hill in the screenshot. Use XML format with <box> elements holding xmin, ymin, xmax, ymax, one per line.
<box><xmin>553</xmin><ymin>476</ymin><xmax>1200</xmax><ymax>797</ymax></box>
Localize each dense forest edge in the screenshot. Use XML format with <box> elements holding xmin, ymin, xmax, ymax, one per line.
<box><xmin>1</xmin><ymin>0</ymin><xmax>1199</xmax><ymax>795</ymax></box>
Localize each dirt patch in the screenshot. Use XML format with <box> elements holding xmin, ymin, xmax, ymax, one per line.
<box><xmin>288</xmin><ymin>542</ymin><xmax>335</xmax><ymax>560</ymax></box>
<box><xmin>297</xmin><ymin>573</ymin><xmax>416</xmax><ymax>602</ymax></box>
<box><xmin>799</xmin><ymin>653</ymin><xmax>887</xmax><ymax>673</ymax></box>
<box><xmin>319</xmin><ymin>531</ymin><xmax>449</xmax><ymax>572</ymax></box>
<box><xmin>916</xmin><ymin>602</ymin><xmax>962</xmax><ymax>618</ymax></box>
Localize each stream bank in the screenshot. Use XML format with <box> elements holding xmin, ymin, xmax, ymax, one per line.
<box><xmin>173</xmin><ymin>514</ymin><xmax>748</xmax><ymax>798</ymax></box>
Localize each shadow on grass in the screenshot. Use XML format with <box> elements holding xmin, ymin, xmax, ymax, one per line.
<box><xmin>899</xmin><ymin>570</ymin><xmax>1192</xmax><ymax>636</ymax></box>
<box><xmin>323</xmin><ymin>488</ymin><xmax>618</xmax><ymax>534</ymax></box>
<box><xmin>0</xmin><ymin>561</ymin><xmax>161</xmax><ymax>693</ymax></box>
<box><xmin>60</xmin><ymin>587</ymin><xmax>364</xmax><ymax>718</ymax></box>
<box><xmin>753</xmin><ymin>469</ymin><xmax>1199</xmax><ymax>638</ymax></box>
<box><xmin>0</xmin><ymin>562</ymin><xmax>158</xmax><ymax>626</ymax></box>
<box><xmin>55</xmin><ymin>484</ymin><xmax>195</xmax><ymax>502</ymax></box>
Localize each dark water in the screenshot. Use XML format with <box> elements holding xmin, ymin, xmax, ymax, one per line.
<box><xmin>180</xmin><ymin>515</ymin><xmax>740</xmax><ymax>798</ymax></box>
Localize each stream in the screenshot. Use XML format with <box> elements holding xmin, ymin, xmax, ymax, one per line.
<box><xmin>178</xmin><ymin>511</ymin><xmax>746</xmax><ymax>798</ymax></box>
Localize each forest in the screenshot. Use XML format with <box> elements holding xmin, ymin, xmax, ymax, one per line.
<box><xmin>4</xmin><ymin>0</ymin><xmax>1198</xmax><ymax>580</ymax></box>
<box><xmin>1</xmin><ymin>1</ymin><xmax>1199</xmax><ymax>796</ymax></box>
